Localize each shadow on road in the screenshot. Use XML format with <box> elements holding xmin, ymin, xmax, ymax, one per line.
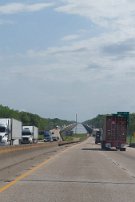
<box><xmin>81</xmin><ymin>148</ymin><xmax>117</xmax><ymax>151</ymax></box>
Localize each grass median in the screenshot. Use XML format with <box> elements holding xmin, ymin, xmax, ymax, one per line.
<box><xmin>63</xmin><ymin>133</ymin><xmax>88</xmax><ymax>142</ymax></box>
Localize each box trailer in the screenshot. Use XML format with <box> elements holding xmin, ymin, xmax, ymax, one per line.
<box><xmin>21</xmin><ymin>126</ymin><xmax>38</xmax><ymax>144</ymax></box>
<box><xmin>0</xmin><ymin>118</ymin><xmax>22</xmax><ymax>145</ymax></box>
<box><xmin>101</xmin><ymin>113</ymin><xmax>129</xmax><ymax>151</ymax></box>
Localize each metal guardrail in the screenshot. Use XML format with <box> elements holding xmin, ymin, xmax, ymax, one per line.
<box><xmin>58</xmin><ymin>140</ymin><xmax>80</xmax><ymax>146</ymax></box>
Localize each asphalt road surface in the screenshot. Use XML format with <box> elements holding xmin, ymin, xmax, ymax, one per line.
<box><xmin>1</xmin><ymin>137</ymin><xmax>135</xmax><ymax>202</ymax></box>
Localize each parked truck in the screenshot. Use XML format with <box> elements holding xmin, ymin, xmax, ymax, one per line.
<box><xmin>101</xmin><ymin>112</ymin><xmax>129</xmax><ymax>151</ymax></box>
<box><xmin>21</xmin><ymin>126</ymin><xmax>38</xmax><ymax>144</ymax></box>
<box><xmin>50</xmin><ymin>127</ymin><xmax>61</xmax><ymax>141</ymax></box>
<box><xmin>0</xmin><ymin>118</ymin><xmax>22</xmax><ymax>145</ymax></box>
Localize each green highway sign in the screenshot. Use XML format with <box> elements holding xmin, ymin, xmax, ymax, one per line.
<box><xmin>117</xmin><ymin>112</ymin><xmax>129</xmax><ymax>117</ymax></box>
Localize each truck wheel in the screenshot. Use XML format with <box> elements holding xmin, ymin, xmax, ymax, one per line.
<box><xmin>120</xmin><ymin>148</ymin><xmax>126</xmax><ymax>151</ymax></box>
<box><xmin>101</xmin><ymin>142</ymin><xmax>106</xmax><ymax>150</ymax></box>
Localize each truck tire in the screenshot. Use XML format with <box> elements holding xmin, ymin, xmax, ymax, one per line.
<box><xmin>101</xmin><ymin>141</ymin><xmax>106</xmax><ymax>150</ymax></box>
<box><xmin>120</xmin><ymin>148</ymin><xmax>126</xmax><ymax>151</ymax></box>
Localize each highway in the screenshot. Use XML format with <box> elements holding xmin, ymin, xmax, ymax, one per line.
<box><xmin>1</xmin><ymin>137</ymin><xmax>135</xmax><ymax>201</ymax></box>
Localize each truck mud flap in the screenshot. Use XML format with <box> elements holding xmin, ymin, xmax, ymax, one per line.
<box><xmin>120</xmin><ymin>148</ymin><xmax>126</xmax><ymax>151</ymax></box>
<box><xmin>101</xmin><ymin>142</ymin><xmax>106</xmax><ymax>150</ymax></box>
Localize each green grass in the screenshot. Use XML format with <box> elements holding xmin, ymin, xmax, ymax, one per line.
<box><xmin>127</xmin><ymin>135</ymin><xmax>135</xmax><ymax>144</ymax></box>
<box><xmin>38</xmin><ymin>134</ymin><xmax>44</xmax><ymax>140</ymax></box>
<box><xmin>63</xmin><ymin>133</ymin><xmax>88</xmax><ymax>142</ymax></box>
<box><xmin>38</xmin><ymin>133</ymin><xmax>88</xmax><ymax>142</ymax></box>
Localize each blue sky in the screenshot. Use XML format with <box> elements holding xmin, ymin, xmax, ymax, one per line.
<box><xmin>0</xmin><ymin>0</ymin><xmax>135</xmax><ymax>122</ymax></box>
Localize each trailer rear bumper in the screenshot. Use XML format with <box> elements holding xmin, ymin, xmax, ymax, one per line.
<box><xmin>101</xmin><ymin>141</ymin><xmax>126</xmax><ymax>150</ymax></box>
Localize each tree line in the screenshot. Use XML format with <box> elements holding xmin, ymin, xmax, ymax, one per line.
<box><xmin>0</xmin><ymin>104</ymin><xmax>73</xmax><ymax>131</ymax></box>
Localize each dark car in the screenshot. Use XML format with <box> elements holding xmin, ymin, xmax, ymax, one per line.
<box><xmin>44</xmin><ymin>131</ymin><xmax>53</xmax><ymax>142</ymax></box>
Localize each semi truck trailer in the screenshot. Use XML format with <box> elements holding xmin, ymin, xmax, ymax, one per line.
<box><xmin>0</xmin><ymin>118</ymin><xmax>22</xmax><ymax>145</ymax></box>
<box><xmin>21</xmin><ymin>126</ymin><xmax>38</xmax><ymax>144</ymax></box>
<box><xmin>101</xmin><ymin>113</ymin><xmax>129</xmax><ymax>151</ymax></box>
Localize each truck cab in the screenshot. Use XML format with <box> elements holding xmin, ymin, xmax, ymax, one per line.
<box><xmin>0</xmin><ymin>123</ymin><xmax>9</xmax><ymax>145</ymax></box>
<box><xmin>51</xmin><ymin>132</ymin><xmax>59</xmax><ymax>141</ymax></box>
<box><xmin>21</xmin><ymin>128</ymin><xmax>33</xmax><ymax>144</ymax></box>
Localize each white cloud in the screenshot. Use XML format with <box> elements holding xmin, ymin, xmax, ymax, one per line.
<box><xmin>62</xmin><ymin>34</ymin><xmax>80</xmax><ymax>41</ymax></box>
<box><xmin>56</xmin><ymin>0</ymin><xmax>135</xmax><ymax>30</ymax></box>
<box><xmin>0</xmin><ymin>3</ymin><xmax>54</xmax><ymax>14</ymax></box>
<box><xmin>54</xmin><ymin>0</ymin><xmax>135</xmax><ymax>66</ymax></box>
<box><xmin>1</xmin><ymin>0</ymin><xmax>135</xmax><ymax>120</ymax></box>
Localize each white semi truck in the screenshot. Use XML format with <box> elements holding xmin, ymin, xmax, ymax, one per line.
<box><xmin>21</xmin><ymin>126</ymin><xmax>38</xmax><ymax>144</ymax></box>
<box><xmin>0</xmin><ymin>118</ymin><xmax>22</xmax><ymax>145</ymax></box>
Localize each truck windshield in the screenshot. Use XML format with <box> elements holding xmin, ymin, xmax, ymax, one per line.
<box><xmin>44</xmin><ymin>131</ymin><xmax>51</xmax><ymax>137</ymax></box>
<box><xmin>0</xmin><ymin>127</ymin><xmax>6</xmax><ymax>132</ymax></box>
<box><xmin>44</xmin><ymin>135</ymin><xmax>50</xmax><ymax>137</ymax></box>
<box><xmin>22</xmin><ymin>131</ymin><xmax>31</xmax><ymax>136</ymax></box>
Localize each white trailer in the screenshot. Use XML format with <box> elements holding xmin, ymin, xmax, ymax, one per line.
<box><xmin>0</xmin><ymin>118</ymin><xmax>22</xmax><ymax>145</ymax></box>
<box><xmin>21</xmin><ymin>126</ymin><xmax>38</xmax><ymax>144</ymax></box>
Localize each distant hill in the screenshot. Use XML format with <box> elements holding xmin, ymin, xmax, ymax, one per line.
<box><xmin>0</xmin><ymin>104</ymin><xmax>73</xmax><ymax>131</ymax></box>
<box><xmin>83</xmin><ymin>114</ymin><xmax>106</xmax><ymax>129</ymax></box>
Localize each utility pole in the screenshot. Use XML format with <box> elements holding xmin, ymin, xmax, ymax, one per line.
<box><xmin>75</xmin><ymin>113</ymin><xmax>77</xmax><ymax>134</ymax></box>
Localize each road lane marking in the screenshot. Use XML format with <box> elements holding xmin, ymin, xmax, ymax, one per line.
<box><xmin>0</xmin><ymin>158</ymin><xmax>51</xmax><ymax>193</ymax></box>
<box><xmin>0</xmin><ymin>142</ymin><xmax>81</xmax><ymax>193</ymax></box>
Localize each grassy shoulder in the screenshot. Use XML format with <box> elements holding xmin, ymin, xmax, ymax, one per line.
<box><xmin>38</xmin><ymin>133</ymin><xmax>88</xmax><ymax>142</ymax></box>
<box><xmin>38</xmin><ymin>134</ymin><xmax>44</xmax><ymax>140</ymax></box>
<box><xmin>127</xmin><ymin>135</ymin><xmax>135</xmax><ymax>144</ymax></box>
<box><xmin>63</xmin><ymin>133</ymin><xmax>88</xmax><ymax>142</ymax></box>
